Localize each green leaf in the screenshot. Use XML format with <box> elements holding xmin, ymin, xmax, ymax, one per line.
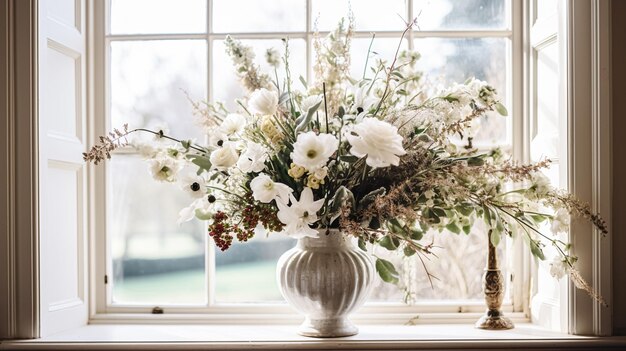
<box><xmin>187</xmin><ymin>154</ymin><xmax>212</xmax><ymax>174</ymax></box>
<box><xmin>530</xmin><ymin>214</ymin><xmax>549</xmax><ymax>223</ymax></box>
<box><xmin>358</xmin><ymin>187</ymin><xmax>386</xmax><ymax>210</ymax></box>
<box><xmin>490</xmin><ymin>229</ymin><xmax>501</xmax><ymax>247</ymax></box>
<box><xmin>379</xmin><ymin>235</ymin><xmax>399</xmax><ymax>251</ymax></box>
<box><xmin>446</xmin><ymin>222</ymin><xmax>461</xmax><ymax>235</ymax></box>
<box><xmin>358</xmin><ymin>238</ymin><xmax>367</xmax><ymax>252</ymax></box>
<box><xmin>467</xmin><ymin>156</ymin><xmax>485</xmax><ymax>166</ymax></box>
<box><xmin>495</xmin><ymin>102</ymin><xmax>508</xmax><ymax>116</ymax></box>
<box><xmin>181</xmin><ymin>140</ymin><xmax>191</xmax><ymax>150</ymax></box>
<box><xmin>375</xmin><ymin>258</ymin><xmax>399</xmax><ymax>284</ymax></box>
<box><xmin>295</xmin><ymin>100</ymin><xmax>322</xmax><ymax>132</ymax></box>
<box><xmin>483</xmin><ymin>205</ymin><xmax>493</xmax><ymax>227</ymax></box>
<box><xmin>410</xmin><ymin>227</ymin><xmax>423</xmax><ymax>240</ymax></box>
<box><xmin>455</xmin><ymin>204</ymin><xmax>474</xmax><ymax>216</ymax></box>
<box><xmin>529</xmin><ymin>240</ymin><xmax>546</xmax><ymax>260</ymax></box>
<box><xmin>339</xmin><ymin>155</ymin><xmax>359</xmax><ymax>163</ymax></box>
<box><xmin>403</xmin><ymin>246</ymin><xmax>416</xmax><ymax>257</ymax></box>
<box><xmin>462</xmin><ymin>225</ymin><xmax>471</xmax><ymax>235</ymax></box>
<box><xmin>327</xmin><ymin>186</ymin><xmax>355</xmax><ymax>224</ymax></box>
<box><xmin>299</xmin><ymin>75</ymin><xmax>308</xmax><ymax>89</ymax></box>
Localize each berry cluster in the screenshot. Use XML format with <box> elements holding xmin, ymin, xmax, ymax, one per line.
<box><xmin>208</xmin><ymin>200</ymin><xmax>284</xmax><ymax>251</ymax></box>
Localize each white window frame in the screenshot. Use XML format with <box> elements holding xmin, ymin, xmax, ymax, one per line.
<box><xmin>88</xmin><ymin>0</ymin><xmax>527</xmax><ymax>323</ymax></box>
<box><xmin>0</xmin><ymin>0</ymin><xmax>613</xmax><ymax>340</ymax></box>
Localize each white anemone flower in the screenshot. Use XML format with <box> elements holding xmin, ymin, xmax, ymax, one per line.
<box><xmin>179</xmin><ymin>174</ymin><xmax>206</xmax><ymax>199</ymax></box>
<box><xmin>177</xmin><ymin>194</ymin><xmax>217</xmax><ymax>224</ymax></box>
<box><xmin>237</xmin><ymin>141</ymin><xmax>268</xmax><ymax>173</ymax></box>
<box><xmin>148</xmin><ymin>156</ymin><xmax>183</xmax><ymax>182</ymax></box>
<box><xmin>276</xmin><ymin>187</ymin><xmax>324</xmax><ymax>239</ymax></box>
<box><xmin>210</xmin><ymin>143</ymin><xmax>239</xmax><ymax>170</ymax></box>
<box><xmin>219</xmin><ymin>113</ymin><xmax>247</xmax><ymax>136</ymax></box>
<box><xmin>345</xmin><ymin>117</ymin><xmax>406</xmax><ymax>168</ymax></box>
<box><xmin>549</xmin><ymin>256</ymin><xmax>569</xmax><ymax>280</ymax></box>
<box><xmin>300</xmin><ymin>95</ymin><xmax>322</xmax><ymax>115</ymax></box>
<box><xmin>291</xmin><ymin>131</ymin><xmax>338</xmax><ymax>172</ymax></box>
<box><xmin>250</xmin><ymin>173</ymin><xmax>293</xmax><ymax>203</ymax></box>
<box><xmin>248</xmin><ymin>88</ymin><xmax>279</xmax><ymax>116</ymax></box>
<box><xmin>551</xmin><ymin>208</ymin><xmax>571</xmax><ymax>234</ymax></box>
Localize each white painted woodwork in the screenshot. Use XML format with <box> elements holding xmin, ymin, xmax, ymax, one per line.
<box><xmin>528</xmin><ymin>0</ymin><xmax>569</xmax><ymax>332</ymax></box>
<box><xmin>38</xmin><ymin>0</ymin><xmax>88</xmax><ymax>337</ymax></box>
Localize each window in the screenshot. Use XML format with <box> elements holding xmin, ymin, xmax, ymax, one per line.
<box><xmin>96</xmin><ymin>0</ymin><xmax>522</xmax><ymax>316</ymax></box>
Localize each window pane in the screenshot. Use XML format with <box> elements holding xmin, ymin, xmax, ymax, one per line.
<box><xmin>212</xmin><ymin>0</ymin><xmax>305</xmax><ymax>33</ymax></box>
<box><xmin>110</xmin><ymin>0</ymin><xmax>207</xmax><ymax>34</ymax></box>
<box><xmin>110</xmin><ymin>40</ymin><xmax>207</xmax><ymax>139</ymax></box>
<box><xmin>312</xmin><ymin>0</ymin><xmax>408</xmax><ymax>31</ymax></box>
<box><xmin>212</xmin><ymin>39</ymin><xmax>306</xmax><ymax>110</ymax></box>
<box><xmin>215</xmin><ymin>235</ymin><xmax>296</xmax><ymax>302</ymax></box>
<box><xmin>413</xmin><ymin>0</ymin><xmax>510</xmax><ymax>30</ymax></box>
<box><xmin>414</xmin><ymin>37</ymin><xmax>508</xmax><ymax>143</ymax></box>
<box><xmin>108</xmin><ymin>155</ymin><xmax>207</xmax><ymax>305</ymax></box>
<box><xmin>349</xmin><ymin>38</ymin><xmax>408</xmax><ymax>80</ymax></box>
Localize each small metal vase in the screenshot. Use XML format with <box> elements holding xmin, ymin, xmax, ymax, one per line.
<box><xmin>475</xmin><ymin>236</ymin><xmax>514</xmax><ymax>330</ymax></box>
<box><xmin>276</xmin><ymin>229</ymin><xmax>374</xmax><ymax>337</ymax></box>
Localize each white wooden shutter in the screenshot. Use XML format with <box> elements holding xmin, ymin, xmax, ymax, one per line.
<box><xmin>527</xmin><ymin>0</ymin><xmax>569</xmax><ymax>332</ymax></box>
<box><xmin>38</xmin><ymin>0</ymin><xmax>88</xmax><ymax>337</ymax></box>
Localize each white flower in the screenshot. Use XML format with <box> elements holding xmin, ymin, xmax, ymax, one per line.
<box><xmin>219</xmin><ymin>113</ymin><xmax>246</xmax><ymax>136</ymax></box>
<box><xmin>291</xmin><ymin>131</ymin><xmax>338</xmax><ymax>171</ymax></box>
<box><xmin>529</xmin><ymin>172</ymin><xmax>551</xmax><ymax>198</ymax></box>
<box><xmin>551</xmin><ymin>208</ymin><xmax>570</xmax><ymax>234</ymax></box>
<box><xmin>345</xmin><ymin>117</ymin><xmax>407</xmax><ymax>168</ymax></box>
<box><xmin>265</xmin><ymin>48</ymin><xmax>281</xmax><ymax>68</ymax></box>
<box><xmin>276</xmin><ymin>187</ymin><xmax>325</xmax><ymax>238</ymax></box>
<box><xmin>179</xmin><ymin>174</ymin><xmax>206</xmax><ymax>199</ymax></box>
<box><xmin>210</xmin><ymin>143</ymin><xmax>239</xmax><ymax>170</ymax></box>
<box><xmin>208</xmin><ymin>131</ymin><xmax>229</xmax><ymax>149</ymax></box>
<box><xmin>549</xmin><ymin>256</ymin><xmax>569</xmax><ymax>280</ymax></box>
<box><xmin>237</xmin><ymin>142</ymin><xmax>268</xmax><ymax>173</ymax></box>
<box><xmin>250</xmin><ymin>173</ymin><xmax>293</xmax><ymax>203</ymax></box>
<box><xmin>177</xmin><ymin>195</ymin><xmax>216</xmax><ymax>224</ymax></box>
<box><xmin>148</xmin><ymin>157</ymin><xmax>183</xmax><ymax>182</ymax></box>
<box><xmin>351</xmin><ymin>84</ymin><xmax>378</xmax><ymax>112</ymax></box>
<box><xmin>300</xmin><ymin>95</ymin><xmax>322</xmax><ymax>115</ymax></box>
<box><xmin>248</xmin><ymin>88</ymin><xmax>279</xmax><ymax>116</ymax></box>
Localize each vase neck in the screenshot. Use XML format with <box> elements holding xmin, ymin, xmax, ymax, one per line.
<box><xmin>297</xmin><ymin>229</ymin><xmax>352</xmax><ymax>250</ymax></box>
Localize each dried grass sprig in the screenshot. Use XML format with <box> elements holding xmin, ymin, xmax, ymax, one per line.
<box><xmin>82</xmin><ymin>124</ymin><xmax>130</xmax><ymax>164</ymax></box>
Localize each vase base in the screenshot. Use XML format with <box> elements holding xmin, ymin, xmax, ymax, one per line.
<box><xmin>475</xmin><ymin>310</ymin><xmax>514</xmax><ymax>330</ymax></box>
<box><xmin>298</xmin><ymin>317</ymin><xmax>358</xmax><ymax>338</ymax></box>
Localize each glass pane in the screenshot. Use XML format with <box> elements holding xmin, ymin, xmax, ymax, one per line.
<box><xmin>414</xmin><ymin>37</ymin><xmax>508</xmax><ymax>143</ymax></box>
<box><xmin>215</xmin><ymin>235</ymin><xmax>296</xmax><ymax>302</ymax></box>
<box><xmin>109</xmin><ymin>155</ymin><xmax>207</xmax><ymax>305</ymax></box>
<box><xmin>212</xmin><ymin>39</ymin><xmax>306</xmax><ymax>110</ymax></box>
<box><xmin>213</xmin><ymin>0</ymin><xmax>305</xmax><ymax>33</ymax></box>
<box><xmin>110</xmin><ymin>40</ymin><xmax>207</xmax><ymax>139</ymax></box>
<box><xmin>312</xmin><ymin>0</ymin><xmax>408</xmax><ymax>31</ymax></box>
<box><xmin>110</xmin><ymin>0</ymin><xmax>207</xmax><ymax>34</ymax></box>
<box><xmin>349</xmin><ymin>38</ymin><xmax>408</xmax><ymax>80</ymax></box>
<box><xmin>413</xmin><ymin>0</ymin><xmax>510</xmax><ymax>30</ymax></box>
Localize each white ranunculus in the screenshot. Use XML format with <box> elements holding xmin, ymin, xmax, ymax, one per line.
<box><xmin>219</xmin><ymin>113</ymin><xmax>246</xmax><ymax>136</ymax></box>
<box><xmin>180</xmin><ymin>174</ymin><xmax>206</xmax><ymax>199</ymax></box>
<box><xmin>248</xmin><ymin>88</ymin><xmax>279</xmax><ymax>116</ymax></box>
<box><xmin>210</xmin><ymin>143</ymin><xmax>239</xmax><ymax>170</ymax></box>
<box><xmin>237</xmin><ymin>141</ymin><xmax>268</xmax><ymax>173</ymax></box>
<box><xmin>300</xmin><ymin>95</ymin><xmax>322</xmax><ymax>115</ymax></box>
<box><xmin>291</xmin><ymin>131</ymin><xmax>338</xmax><ymax>172</ymax></box>
<box><xmin>345</xmin><ymin>117</ymin><xmax>406</xmax><ymax>168</ymax></box>
<box><xmin>276</xmin><ymin>187</ymin><xmax>325</xmax><ymax>239</ymax></box>
<box><xmin>250</xmin><ymin>173</ymin><xmax>293</xmax><ymax>203</ymax></box>
<box><xmin>549</xmin><ymin>256</ymin><xmax>569</xmax><ymax>280</ymax></box>
<box><xmin>148</xmin><ymin>156</ymin><xmax>183</xmax><ymax>182</ymax></box>
<box><xmin>551</xmin><ymin>208</ymin><xmax>570</xmax><ymax>234</ymax></box>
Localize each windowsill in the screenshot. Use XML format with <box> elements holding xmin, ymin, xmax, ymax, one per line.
<box><xmin>3</xmin><ymin>323</ymin><xmax>626</xmax><ymax>350</ymax></box>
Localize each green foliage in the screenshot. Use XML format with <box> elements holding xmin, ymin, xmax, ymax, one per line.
<box><xmin>375</xmin><ymin>258</ymin><xmax>399</xmax><ymax>284</ymax></box>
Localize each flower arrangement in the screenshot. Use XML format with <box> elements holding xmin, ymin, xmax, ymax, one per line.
<box><xmin>85</xmin><ymin>18</ymin><xmax>607</xmax><ymax>304</ymax></box>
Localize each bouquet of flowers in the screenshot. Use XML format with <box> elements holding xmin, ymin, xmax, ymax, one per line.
<box><xmin>85</xmin><ymin>19</ymin><xmax>607</xmax><ymax>303</ymax></box>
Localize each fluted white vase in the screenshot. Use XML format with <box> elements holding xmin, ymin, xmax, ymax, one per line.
<box><xmin>276</xmin><ymin>229</ymin><xmax>374</xmax><ymax>338</ymax></box>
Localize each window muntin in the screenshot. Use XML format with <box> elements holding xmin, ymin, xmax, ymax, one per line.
<box><xmin>104</xmin><ymin>0</ymin><xmax>516</xmax><ymax>309</ymax></box>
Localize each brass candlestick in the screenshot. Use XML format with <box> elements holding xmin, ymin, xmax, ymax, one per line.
<box><xmin>475</xmin><ymin>237</ymin><xmax>514</xmax><ymax>330</ymax></box>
